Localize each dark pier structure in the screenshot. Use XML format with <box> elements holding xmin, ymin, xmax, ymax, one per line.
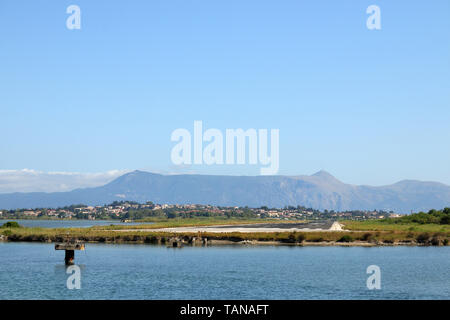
<box><xmin>55</xmin><ymin>242</ymin><xmax>85</xmax><ymax>265</ymax></box>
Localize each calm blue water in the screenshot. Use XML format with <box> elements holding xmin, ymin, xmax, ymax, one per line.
<box><xmin>0</xmin><ymin>219</ymin><xmax>142</xmax><ymax>228</ymax></box>
<box><xmin>0</xmin><ymin>242</ymin><xmax>448</xmax><ymax>300</ymax></box>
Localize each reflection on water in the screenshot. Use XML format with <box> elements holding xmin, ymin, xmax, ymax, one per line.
<box><xmin>0</xmin><ymin>242</ymin><xmax>449</xmax><ymax>300</ymax></box>
<box><xmin>54</xmin><ymin>264</ymin><xmax>86</xmax><ymax>273</ymax></box>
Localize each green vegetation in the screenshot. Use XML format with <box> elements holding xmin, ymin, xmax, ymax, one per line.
<box><xmin>337</xmin><ymin>235</ymin><xmax>354</xmax><ymax>243</ymax></box>
<box><xmin>416</xmin><ymin>233</ymin><xmax>430</xmax><ymax>244</ymax></box>
<box><xmin>342</xmin><ymin>220</ymin><xmax>450</xmax><ymax>233</ymax></box>
<box><xmin>388</xmin><ymin>208</ymin><xmax>450</xmax><ymax>225</ymax></box>
<box><xmin>286</xmin><ymin>232</ymin><xmax>306</xmax><ymax>243</ymax></box>
<box><xmin>0</xmin><ymin>200</ymin><xmax>390</xmax><ymax>221</ymax></box>
<box><xmin>1</xmin><ymin>221</ymin><xmax>22</xmax><ymax>228</ymax></box>
<box><xmin>341</xmin><ymin>208</ymin><xmax>450</xmax><ymax>235</ymax></box>
<box><xmin>1</xmin><ymin>208</ymin><xmax>450</xmax><ymax>246</ymax></box>
<box><xmin>2</xmin><ymin>225</ymin><xmax>448</xmax><ymax>246</ymax></box>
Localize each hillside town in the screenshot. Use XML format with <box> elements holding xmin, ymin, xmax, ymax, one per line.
<box><xmin>0</xmin><ymin>201</ymin><xmax>400</xmax><ymax>221</ymax></box>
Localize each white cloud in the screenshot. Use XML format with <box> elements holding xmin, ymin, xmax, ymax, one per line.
<box><xmin>0</xmin><ymin>169</ymin><xmax>130</xmax><ymax>193</ymax></box>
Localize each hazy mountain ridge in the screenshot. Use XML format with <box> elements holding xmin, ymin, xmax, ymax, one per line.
<box><xmin>0</xmin><ymin>170</ymin><xmax>449</xmax><ymax>213</ymax></box>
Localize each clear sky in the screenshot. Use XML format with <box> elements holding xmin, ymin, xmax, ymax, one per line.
<box><xmin>1</xmin><ymin>0</ymin><xmax>449</xmax><ymax>186</ymax></box>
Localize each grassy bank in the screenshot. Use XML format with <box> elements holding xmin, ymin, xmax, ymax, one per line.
<box><xmin>342</xmin><ymin>220</ymin><xmax>450</xmax><ymax>233</ymax></box>
<box><xmin>96</xmin><ymin>217</ymin><xmax>295</xmax><ymax>230</ymax></box>
<box><xmin>1</xmin><ymin>222</ymin><xmax>449</xmax><ymax>246</ymax></box>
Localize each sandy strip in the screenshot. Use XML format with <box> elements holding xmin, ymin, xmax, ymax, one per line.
<box><xmin>113</xmin><ymin>222</ymin><xmax>345</xmax><ymax>233</ymax></box>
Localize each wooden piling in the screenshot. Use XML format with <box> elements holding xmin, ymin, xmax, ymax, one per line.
<box><xmin>55</xmin><ymin>242</ymin><xmax>85</xmax><ymax>265</ymax></box>
<box><xmin>65</xmin><ymin>250</ymin><xmax>75</xmax><ymax>265</ymax></box>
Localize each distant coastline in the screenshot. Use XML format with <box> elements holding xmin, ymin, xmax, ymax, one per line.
<box><xmin>2</xmin><ymin>207</ymin><xmax>449</xmax><ymax>247</ymax></box>
<box><xmin>1</xmin><ymin>223</ymin><xmax>448</xmax><ymax>248</ymax></box>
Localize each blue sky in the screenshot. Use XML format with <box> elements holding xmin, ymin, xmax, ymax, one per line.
<box><xmin>1</xmin><ymin>0</ymin><xmax>449</xmax><ymax>186</ymax></box>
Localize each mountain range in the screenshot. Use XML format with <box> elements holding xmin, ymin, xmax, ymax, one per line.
<box><xmin>0</xmin><ymin>170</ymin><xmax>449</xmax><ymax>213</ymax></box>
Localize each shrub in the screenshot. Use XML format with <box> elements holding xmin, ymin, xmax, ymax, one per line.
<box><xmin>287</xmin><ymin>232</ymin><xmax>297</xmax><ymax>243</ymax></box>
<box><xmin>361</xmin><ymin>233</ymin><xmax>373</xmax><ymax>241</ymax></box>
<box><xmin>285</xmin><ymin>232</ymin><xmax>305</xmax><ymax>243</ymax></box>
<box><xmin>337</xmin><ymin>235</ymin><xmax>354</xmax><ymax>243</ymax></box>
<box><xmin>440</xmin><ymin>216</ymin><xmax>450</xmax><ymax>225</ymax></box>
<box><xmin>416</xmin><ymin>233</ymin><xmax>430</xmax><ymax>244</ymax></box>
<box><xmin>296</xmin><ymin>234</ymin><xmax>306</xmax><ymax>243</ymax></box>
<box><xmin>1</xmin><ymin>221</ymin><xmax>21</xmax><ymax>228</ymax></box>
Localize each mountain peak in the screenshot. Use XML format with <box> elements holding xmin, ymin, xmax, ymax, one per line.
<box><xmin>312</xmin><ymin>170</ymin><xmax>335</xmax><ymax>179</ymax></box>
<box><xmin>124</xmin><ymin>170</ymin><xmax>160</xmax><ymax>177</ymax></box>
<box><xmin>0</xmin><ymin>170</ymin><xmax>449</xmax><ymax>212</ymax></box>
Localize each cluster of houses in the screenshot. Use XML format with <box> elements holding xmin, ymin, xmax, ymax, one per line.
<box><xmin>250</xmin><ymin>208</ymin><xmax>396</xmax><ymax>220</ymax></box>
<box><xmin>0</xmin><ymin>201</ymin><xmax>400</xmax><ymax>221</ymax></box>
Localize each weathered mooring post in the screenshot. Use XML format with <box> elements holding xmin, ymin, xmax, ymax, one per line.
<box><xmin>167</xmin><ymin>237</ymin><xmax>183</xmax><ymax>248</ymax></box>
<box><xmin>65</xmin><ymin>250</ymin><xmax>75</xmax><ymax>265</ymax></box>
<box><xmin>55</xmin><ymin>242</ymin><xmax>85</xmax><ymax>265</ymax></box>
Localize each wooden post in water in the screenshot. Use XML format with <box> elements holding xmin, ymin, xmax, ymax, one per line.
<box><xmin>55</xmin><ymin>242</ymin><xmax>85</xmax><ymax>265</ymax></box>
<box><xmin>167</xmin><ymin>237</ymin><xmax>183</xmax><ymax>248</ymax></box>
<box><xmin>65</xmin><ymin>250</ymin><xmax>75</xmax><ymax>265</ymax></box>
